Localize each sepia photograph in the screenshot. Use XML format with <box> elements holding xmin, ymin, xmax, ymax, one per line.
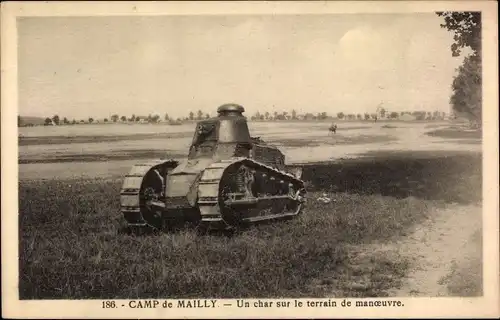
<box><xmin>2</xmin><ymin>1</ymin><xmax>498</xmax><ymax>319</ymax></box>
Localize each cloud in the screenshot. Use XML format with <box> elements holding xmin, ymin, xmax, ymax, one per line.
<box><xmin>338</xmin><ymin>26</ymin><xmax>402</xmax><ymax>69</ymax></box>
<box><xmin>327</xmin><ymin>21</ymin><xmax>464</xmax><ymax>111</ymax></box>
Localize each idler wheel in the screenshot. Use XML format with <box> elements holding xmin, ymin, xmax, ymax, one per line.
<box><xmin>139</xmin><ymin>168</ymin><xmax>165</xmax><ymax>229</ymax></box>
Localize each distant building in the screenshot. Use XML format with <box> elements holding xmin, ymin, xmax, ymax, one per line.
<box><xmin>399</xmin><ymin>114</ymin><xmax>417</xmax><ymax>121</ymax></box>
<box><xmin>302</xmin><ymin>113</ymin><xmax>315</xmax><ymax>120</ymax></box>
<box><xmin>135</xmin><ymin>116</ymin><xmax>149</xmax><ymax>123</ymax></box>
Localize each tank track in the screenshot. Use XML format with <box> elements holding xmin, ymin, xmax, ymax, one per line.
<box><xmin>120</xmin><ymin>159</ymin><xmax>179</xmax><ymax>232</ymax></box>
<box><xmin>197</xmin><ymin>157</ymin><xmax>306</xmax><ymax>231</ymax></box>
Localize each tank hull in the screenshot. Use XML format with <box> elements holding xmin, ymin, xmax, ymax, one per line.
<box><xmin>120</xmin><ymin>157</ymin><xmax>306</xmax><ymax>231</ymax></box>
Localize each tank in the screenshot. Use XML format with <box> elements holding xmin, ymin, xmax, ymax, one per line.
<box><xmin>120</xmin><ymin>103</ymin><xmax>307</xmax><ymax>231</ymax></box>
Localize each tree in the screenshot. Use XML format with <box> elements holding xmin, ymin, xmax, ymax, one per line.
<box><xmin>72</xmin><ymin>119</ymin><xmax>77</xmax><ymax>125</ymax></box>
<box><xmin>364</xmin><ymin>113</ymin><xmax>370</xmax><ymax>120</ymax></box>
<box><xmin>291</xmin><ymin>109</ymin><xmax>297</xmax><ymax>120</ymax></box>
<box><xmin>88</xmin><ymin>117</ymin><xmax>94</xmax><ymax>124</ymax></box>
<box><xmin>121</xmin><ymin>116</ymin><xmax>127</xmax><ymax>122</ymax></box>
<box><xmin>52</xmin><ymin>115</ymin><xmax>60</xmax><ymax>125</ymax></box>
<box><xmin>450</xmin><ymin>54</ymin><xmax>482</xmax><ymax>123</ymax></box>
<box><xmin>164</xmin><ymin>113</ymin><xmax>170</xmax><ymax>121</ymax></box>
<box><xmin>389</xmin><ymin>112</ymin><xmax>399</xmax><ymax>119</ymax></box>
<box><xmin>151</xmin><ymin>114</ymin><xmax>160</xmax><ymax>123</ymax></box>
<box><xmin>129</xmin><ymin>114</ymin><xmax>136</xmax><ymax>122</ymax></box>
<box><xmin>197</xmin><ymin>110</ymin><xmax>203</xmax><ymax>120</ymax></box>
<box><xmin>111</xmin><ymin>114</ymin><xmax>119</xmax><ymax>122</ymax></box>
<box><xmin>189</xmin><ymin>111</ymin><xmax>194</xmax><ymax>120</ymax></box>
<box><xmin>436</xmin><ymin>12</ymin><xmax>481</xmax><ymax>57</ymax></box>
<box><xmin>274</xmin><ymin>113</ymin><xmax>285</xmax><ymax>121</ymax></box>
<box><xmin>379</xmin><ymin>108</ymin><xmax>386</xmax><ymax>118</ymax></box>
<box><xmin>104</xmin><ymin>118</ymin><xmax>109</xmax><ymax>122</ymax></box>
<box><xmin>205</xmin><ymin>113</ymin><xmax>210</xmax><ymax>119</ymax></box>
<box><xmin>336</xmin><ymin>112</ymin><xmax>344</xmax><ymax>119</ymax></box>
<box><xmin>436</xmin><ymin>12</ymin><xmax>481</xmax><ymax>126</ymax></box>
<box><xmin>356</xmin><ymin>114</ymin><xmax>362</xmax><ymax>120</ymax></box>
<box><xmin>264</xmin><ymin>112</ymin><xmax>270</xmax><ymax>120</ymax></box>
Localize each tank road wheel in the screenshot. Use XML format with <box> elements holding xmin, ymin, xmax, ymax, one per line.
<box><xmin>217</xmin><ymin>164</ymin><xmax>256</xmax><ymax>227</ymax></box>
<box><xmin>139</xmin><ymin>168</ymin><xmax>166</xmax><ymax>229</ymax></box>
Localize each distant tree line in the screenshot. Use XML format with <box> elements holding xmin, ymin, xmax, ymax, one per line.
<box><xmin>249</xmin><ymin>109</ymin><xmax>448</xmax><ymax>121</ymax></box>
<box><xmin>18</xmin><ymin>110</ymin><xmax>210</xmax><ymax>127</ymax></box>
<box><xmin>18</xmin><ymin>107</ymin><xmax>451</xmax><ymax>127</ymax></box>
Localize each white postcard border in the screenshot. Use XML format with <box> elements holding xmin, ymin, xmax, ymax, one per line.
<box><xmin>2</xmin><ymin>1</ymin><xmax>498</xmax><ymax>319</ymax></box>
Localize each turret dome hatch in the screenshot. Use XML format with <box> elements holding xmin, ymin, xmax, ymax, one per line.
<box><xmin>217</xmin><ymin>103</ymin><xmax>245</xmax><ymax>117</ymax></box>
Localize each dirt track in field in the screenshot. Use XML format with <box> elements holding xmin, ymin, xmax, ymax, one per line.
<box><xmin>392</xmin><ymin>203</ymin><xmax>482</xmax><ymax>296</ymax></box>
<box><xmin>354</xmin><ymin>203</ymin><xmax>483</xmax><ymax>297</ymax></box>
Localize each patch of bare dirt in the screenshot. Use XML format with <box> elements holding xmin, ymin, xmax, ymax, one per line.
<box><xmin>355</xmin><ymin>203</ymin><xmax>482</xmax><ymax>297</ymax></box>
<box><xmin>392</xmin><ymin>204</ymin><xmax>482</xmax><ymax>296</ymax></box>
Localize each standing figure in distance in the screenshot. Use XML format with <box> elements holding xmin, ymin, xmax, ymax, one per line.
<box><xmin>329</xmin><ymin>123</ymin><xmax>337</xmax><ymax>135</ymax></box>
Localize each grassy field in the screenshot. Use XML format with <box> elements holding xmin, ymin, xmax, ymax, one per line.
<box><xmin>425</xmin><ymin>126</ymin><xmax>482</xmax><ymax>139</ymax></box>
<box><xmin>19</xmin><ymin>121</ymin><xmax>480</xmax><ymax>169</ymax></box>
<box><xmin>18</xmin><ymin>149</ymin><xmax>482</xmax><ymax>299</ymax></box>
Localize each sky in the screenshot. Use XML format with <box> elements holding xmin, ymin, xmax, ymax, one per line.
<box><xmin>18</xmin><ymin>14</ymin><xmax>468</xmax><ymax>120</ymax></box>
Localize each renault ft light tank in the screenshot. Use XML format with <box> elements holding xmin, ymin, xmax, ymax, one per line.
<box><xmin>120</xmin><ymin>103</ymin><xmax>306</xmax><ymax>231</ymax></box>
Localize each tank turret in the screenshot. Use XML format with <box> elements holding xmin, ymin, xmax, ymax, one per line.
<box><xmin>188</xmin><ymin>103</ymin><xmax>252</xmax><ymax>160</ymax></box>
<box><xmin>120</xmin><ymin>103</ymin><xmax>306</xmax><ymax>232</ymax></box>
